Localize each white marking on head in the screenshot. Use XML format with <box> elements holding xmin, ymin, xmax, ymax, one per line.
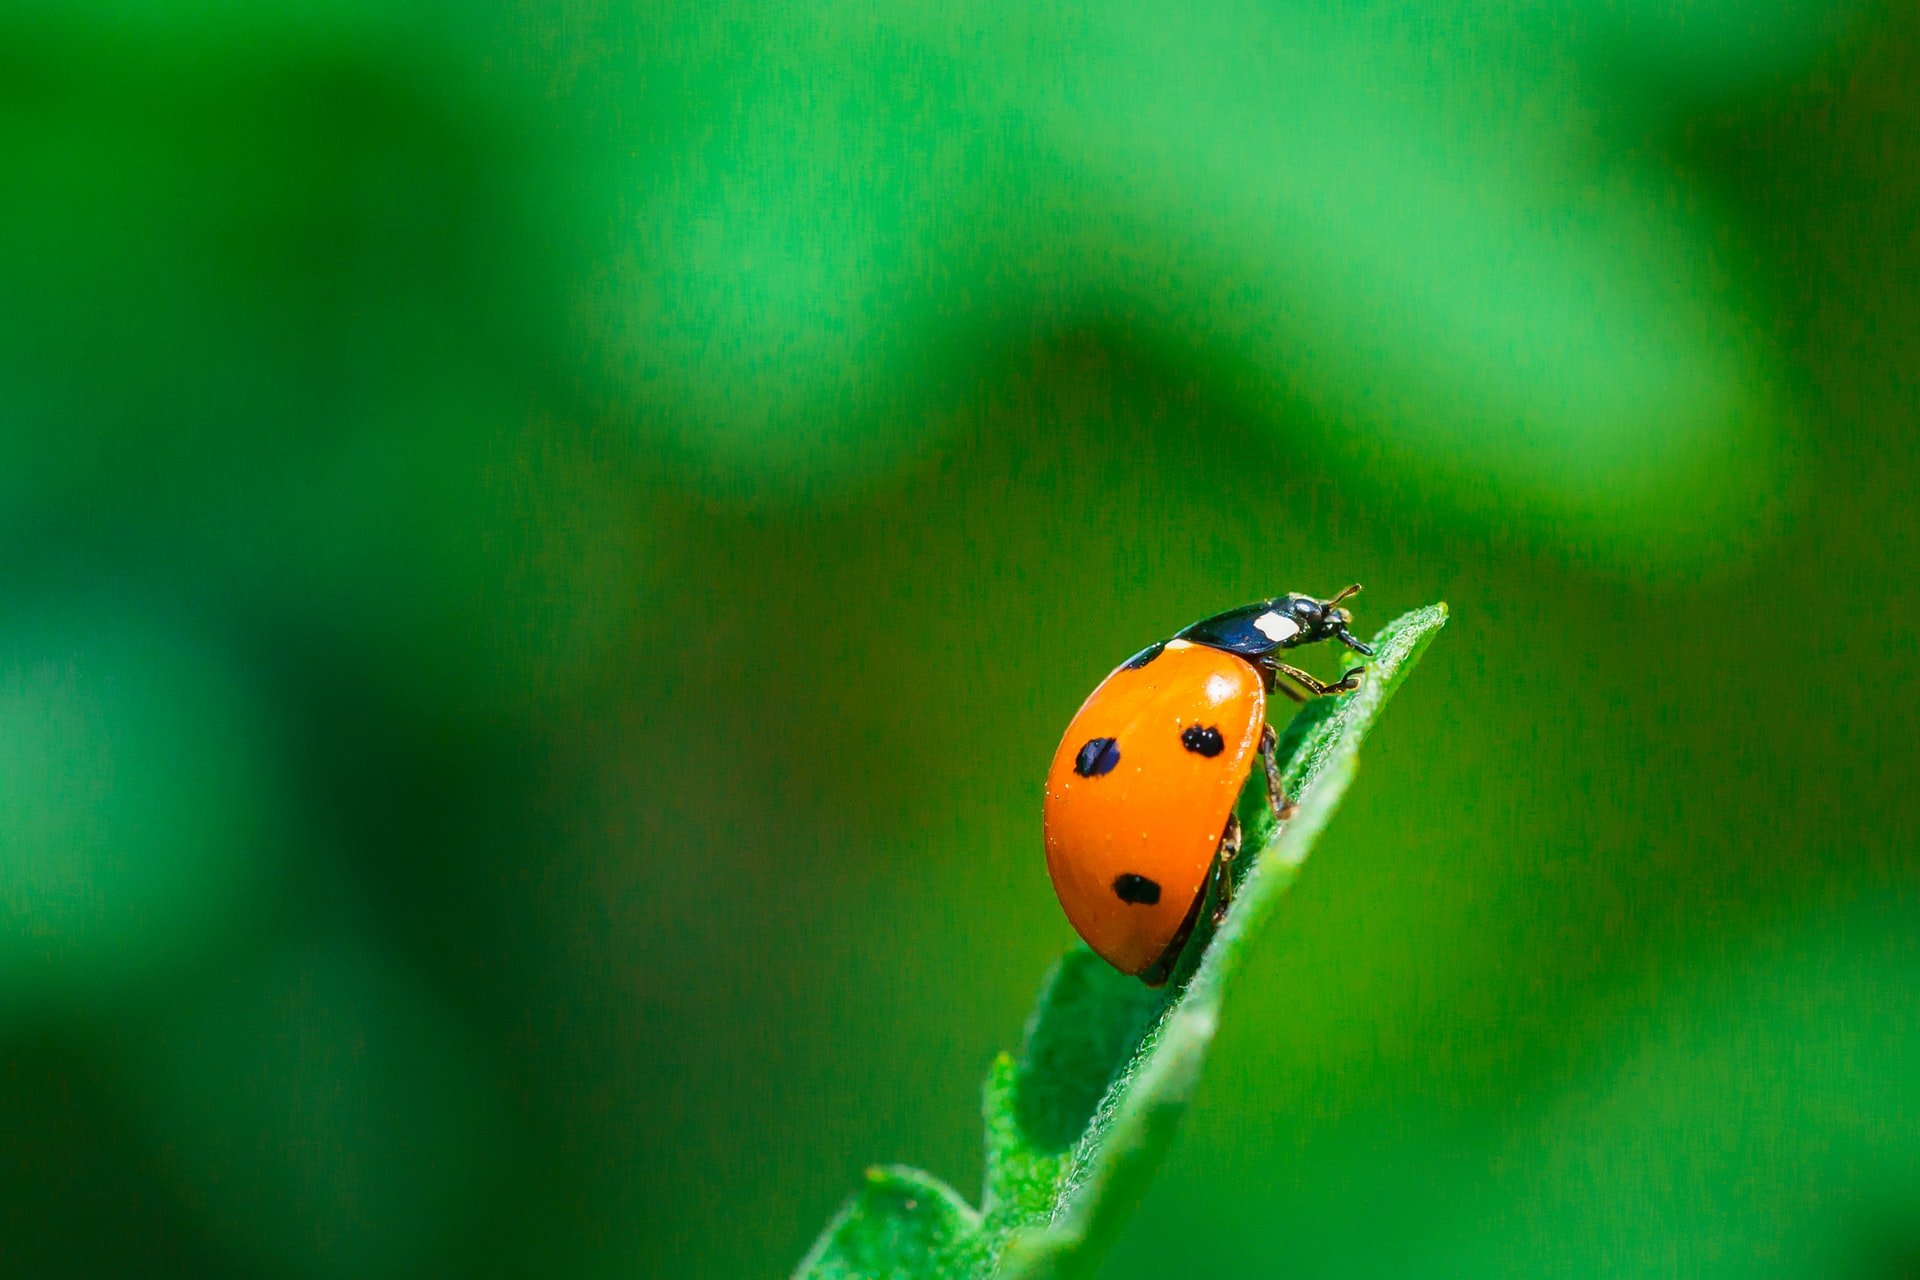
<box><xmin>1253</xmin><ymin>611</ymin><xmax>1301</xmax><ymax>643</ymax></box>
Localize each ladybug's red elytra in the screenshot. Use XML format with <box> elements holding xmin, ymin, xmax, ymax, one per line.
<box><xmin>1042</xmin><ymin>586</ymin><xmax>1374</xmax><ymax>985</ymax></box>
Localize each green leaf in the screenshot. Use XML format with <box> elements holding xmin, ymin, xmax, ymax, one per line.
<box><xmin>795</xmin><ymin>1165</ymin><xmax>986</xmax><ymax>1280</ymax></box>
<box><xmin>795</xmin><ymin>603</ymin><xmax>1448</xmax><ymax>1280</ymax></box>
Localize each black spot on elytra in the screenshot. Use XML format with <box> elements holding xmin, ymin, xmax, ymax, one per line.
<box><xmin>1111</xmin><ymin>873</ymin><xmax>1161</xmax><ymax>905</ymax></box>
<box><xmin>1120</xmin><ymin>641</ymin><xmax>1165</xmax><ymax>671</ymax></box>
<box><xmin>1074</xmin><ymin>736</ymin><xmax>1121</xmax><ymax>777</ymax></box>
<box><xmin>1180</xmin><ymin>724</ymin><xmax>1225</xmax><ymax>757</ymax></box>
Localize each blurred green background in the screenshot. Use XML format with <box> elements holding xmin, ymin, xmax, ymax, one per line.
<box><xmin>3</xmin><ymin>2</ymin><xmax>1917</xmax><ymax>1277</ymax></box>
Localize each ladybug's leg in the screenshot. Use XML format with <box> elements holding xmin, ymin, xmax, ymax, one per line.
<box><xmin>1209</xmin><ymin>814</ymin><xmax>1242</xmax><ymax>926</ymax></box>
<box><xmin>1259</xmin><ymin>723</ymin><xmax>1298</xmax><ymax>823</ymax></box>
<box><xmin>1270</xmin><ymin>661</ymin><xmax>1365</xmax><ymax>698</ymax></box>
<box><xmin>1267</xmin><ymin>676</ymin><xmax>1308</xmax><ymax>704</ymax></box>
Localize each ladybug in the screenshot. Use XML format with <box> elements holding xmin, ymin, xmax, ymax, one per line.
<box><xmin>1042</xmin><ymin>586</ymin><xmax>1375</xmax><ymax>985</ymax></box>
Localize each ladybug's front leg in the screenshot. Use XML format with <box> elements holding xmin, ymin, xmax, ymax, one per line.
<box><xmin>1259</xmin><ymin>723</ymin><xmax>1299</xmax><ymax>823</ymax></box>
<box><xmin>1270</xmin><ymin>661</ymin><xmax>1365</xmax><ymax>698</ymax></box>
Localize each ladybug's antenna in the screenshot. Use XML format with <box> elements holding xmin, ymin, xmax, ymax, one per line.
<box><xmin>1325</xmin><ymin>584</ymin><xmax>1370</xmax><ymax>656</ymax></box>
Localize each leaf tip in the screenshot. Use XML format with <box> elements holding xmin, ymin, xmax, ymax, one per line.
<box><xmin>795</xmin><ymin>1164</ymin><xmax>984</xmax><ymax>1279</ymax></box>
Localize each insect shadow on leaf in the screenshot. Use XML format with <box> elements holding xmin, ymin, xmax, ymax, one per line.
<box><xmin>1011</xmin><ymin>950</ymin><xmax>1165</xmax><ymax>1153</ymax></box>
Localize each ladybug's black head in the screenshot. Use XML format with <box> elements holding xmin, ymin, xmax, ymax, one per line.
<box><xmin>1291</xmin><ymin>584</ymin><xmax>1374</xmax><ymax>657</ymax></box>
